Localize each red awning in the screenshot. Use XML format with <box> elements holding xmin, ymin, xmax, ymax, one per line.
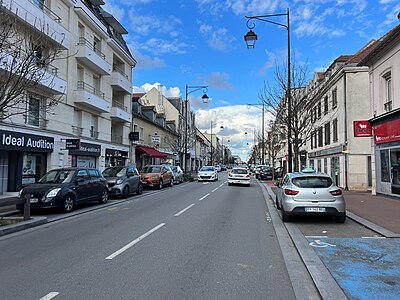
<box><xmin>136</xmin><ymin>146</ymin><xmax>167</xmax><ymax>158</ymax></box>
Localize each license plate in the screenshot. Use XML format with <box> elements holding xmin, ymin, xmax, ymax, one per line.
<box><xmin>305</xmin><ymin>207</ymin><xmax>326</xmax><ymax>213</ymax></box>
<box><xmin>30</xmin><ymin>198</ymin><xmax>39</xmax><ymax>203</ymax></box>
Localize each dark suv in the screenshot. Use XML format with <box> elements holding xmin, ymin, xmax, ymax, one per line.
<box><xmin>17</xmin><ymin>168</ymin><xmax>109</xmax><ymax>213</ymax></box>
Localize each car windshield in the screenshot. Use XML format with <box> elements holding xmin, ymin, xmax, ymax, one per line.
<box><xmin>102</xmin><ymin>167</ymin><xmax>126</xmax><ymax>177</ymax></box>
<box><xmin>141</xmin><ymin>166</ymin><xmax>161</xmax><ymax>173</ymax></box>
<box><xmin>262</xmin><ymin>167</ymin><xmax>273</xmax><ymax>173</ymax></box>
<box><xmin>232</xmin><ymin>169</ymin><xmax>248</xmax><ymax>174</ymax></box>
<box><xmin>292</xmin><ymin>176</ymin><xmax>333</xmax><ymax>188</ymax></box>
<box><xmin>38</xmin><ymin>170</ymin><xmax>75</xmax><ymax>184</ymax></box>
<box><xmin>200</xmin><ymin>167</ymin><xmax>214</xmax><ymax>171</ymax></box>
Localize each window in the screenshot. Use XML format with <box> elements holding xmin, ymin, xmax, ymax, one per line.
<box><xmin>318</xmin><ymin>127</ymin><xmax>323</xmax><ymax>147</ymax></box>
<box><xmin>380</xmin><ymin>150</ymin><xmax>390</xmax><ymax>182</ymax></box>
<box><xmin>317</xmin><ymin>102</ymin><xmax>321</xmax><ymax>119</ymax></box>
<box><xmin>76</xmin><ymin>169</ymin><xmax>89</xmax><ymax>179</ymax></box>
<box><xmin>332</xmin><ymin>88</ymin><xmax>337</xmax><ymax>108</ymax></box>
<box><xmin>27</xmin><ymin>96</ymin><xmax>42</xmax><ymax>126</ymax></box>
<box><xmin>314</xmin><ymin>130</ymin><xmax>318</xmax><ymax>148</ymax></box>
<box><xmin>88</xmin><ymin>169</ymin><xmax>100</xmax><ymax>178</ymax></box>
<box><xmin>324</xmin><ymin>122</ymin><xmax>330</xmax><ymax>145</ymax></box>
<box><xmin>333</xmin><ymin>118</ymin><xmax>338</xmax><ymax>142</ymax></box>
<box><xmin>384</xmin><ymin>73</ymin><xmax>392</xmax><ymax>112</ymax></box>
<box><xmin>324</xmin><ymin>96</ymin><xmax>329</xmax><ymax>114</ymax></box>
<box><xmin>310</xmin><ymin>131</ymin><xmax>314</xmax><ymax>149</ymax></box>
<box><xmin>313</xmin><ymin>107</ymin><xmax>317</xmax><ymax>123</ymax></box>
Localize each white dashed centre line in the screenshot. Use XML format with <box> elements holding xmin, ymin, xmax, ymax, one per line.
<box><xmin>174</xmin><ymin>204</ymin><xmax>195</xmax><ymax>217</ymax></box>
<box><xmin>106</xmin><ymin>223</ymin><xmax>166</xmax><ymax>260</ymax></box>
<box><xmin>199</xmin><ymin>193</ymin><xmax>210</xmax><ymax>201</ymax></box>
<box><xmin>212</xmin><ymin>188</ymin><xmax>218</xmax><ymax>192</ymax></box>
<box><xmin>39</xmin><ymin>292</ymin><xmax>59</xmax><ymax>300</ymax></box>
<box><xmin>219</xmin><ymin>183</ymin><xmax>224</xmax><ymax>187</ymax></box>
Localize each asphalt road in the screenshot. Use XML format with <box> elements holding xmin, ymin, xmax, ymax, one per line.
<box><xmin>0</xmin><ymin>173</ymin><xmax>297</xmax><ymax>300</ymax></box>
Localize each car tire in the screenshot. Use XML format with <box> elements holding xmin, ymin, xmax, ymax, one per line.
<box><xmin>275</xmin><ymin>196</ymin><xmax>281</xmax><ymax>210</ymax></box>
<box><xmin>99</xmin><ymin>189</ymin><xmax>109</xmax><ymax>204</ymax></box>
<box><xmin>170</xmin><ymin>178</ymin><xmax>173</xmax><ymax>187</ymax></box>
<box><xmin>335</xmin><ymin>214</ymin><xmax>346</xmax><ymax>223</ymax></box>
<box><xmin>62</xmin><ymin>195</ymin><xmax>74</xmax><ymax>213</ymax></box>
<box><xmin>136</xmin><ymin>184</ymin><xmax>143</xmax><ymax>195</ymax></box>
<box><xmin>122</xmin><ymin>186</ymin><xmax>129</xmax><ymax>199</ymax></box>
<box><xmin>281</xmin><ymin>209</ymin><xmax>291</xmax><ymax>222</ymax></box>
<box><xmin>158</xmin><ymin>179</ymin><xmax>163</xmax><ymax>190</ymax></box>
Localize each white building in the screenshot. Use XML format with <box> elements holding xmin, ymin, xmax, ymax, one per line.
<box><xmin>0</xmin><ymin>0</ymin><xmax>136</xmax><ymax>194</ymax></box>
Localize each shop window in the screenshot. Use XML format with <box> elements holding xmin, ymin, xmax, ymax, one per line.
<box><xmin>390</xmin><ymin>149</ymin><xmax>400</xmax><ymax>194</ymax></box>
<box><xmin>324</xmin><ymin>158</ymin><xmax>328</xmax><ymax>173</ymax></box>
<box><xmin>317</xmin><ymin>159</ymin><xmax>322</xmax><ymax>172</ymax></box>
<box><xmin>380</xmin><ymin>150</ymin><xmax>390</xmax><ymax>182</ymax></box>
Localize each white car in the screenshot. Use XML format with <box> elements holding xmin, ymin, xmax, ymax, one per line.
<box><xmin>198</xmin><ymin>166</ymin><xmax>218</xmax><ymax>181</ymax></box>
<box><xmin>228</xmin><ymin>167</ymin><xmax>251</xmax><ymax>187</ymax></box>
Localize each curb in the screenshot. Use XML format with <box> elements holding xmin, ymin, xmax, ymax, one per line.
<box><xmin>346</xmin><ymin>211</ymin><xmax>400</xmax><ymax>238</ymax></box>
<box><xmin>0</xmin><ymin>217</ymin><xmax>48</xmax><ymax>236</ymax></box>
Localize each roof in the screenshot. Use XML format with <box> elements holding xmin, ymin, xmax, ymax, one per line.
<box><xmin>135</xmin><ymin>146</ymin><xmax>167</xmax><ymax>158</ymax></box>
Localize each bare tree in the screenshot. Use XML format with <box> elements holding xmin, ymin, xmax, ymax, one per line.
<box><xmin>258</xmin><ymin>55</ymin><xmax>312</xmax><ymax>172</ymax></box>
<box><xmin>265</xmin><ymin>119</ymin><xmax>283</xmax><ymax>176</ymax></box>
<box><xmin>0</xmin><ymin>2</ymin><xmax>65</xmax><ymax>121</ymax></box>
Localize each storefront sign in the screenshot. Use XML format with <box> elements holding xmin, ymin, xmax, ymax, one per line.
<box><xmin>374</xmin><ymin>118</ymin><xmax>400</xmax><ymax>144</ymax></box>
<box><xmin>152</xmin><ymin>135</ymin><xmax>161</xmax><ymax>144</ymax></box>
<box><xmin>106</xmin><ymin>149</ymin><xmax>128</xmax><ymax>158</ymax></box>
<box><xmin>354</xmin><ymin>121</ymin><xmax>372</xmax><ymax>137</ymax></box>
<box><xmin>129</xmin><ymin>132</ymin><xmax>139</xmax><ymax>141</ymax></box>
<box><xmin>0</xmin><ymin>129</ymin><xmax>54</xmax><ymax>152</ymax></box>
<box><xmin>69</xmin><ymin>142</ymin><xmax>101</xmax><ymax>156</ymax></box>
<box><xmin>65</xmin><ymin>139</ymin><xmax>81</xmax><ymax>149</ymax></box>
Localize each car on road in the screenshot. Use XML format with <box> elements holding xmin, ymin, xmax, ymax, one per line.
<box><xmin>228</xmin><ymin>167</ymin><xmax>251</xmax><ymax>186</ymax></box>
<box><xmin>170</xmin><ymin>165</ymin><xmax>184</xmax><ymax>184</ymax></box>
<box><xmin>275</xmin><ymin>172</ymin><xmax>346</xmax><ymax>223</ymax></box>
<box><xmin>215</xmin><ymin>165</ymin><xmax>222</xmax><ymax>172</ymax></box>
<box><xmin>140</xmin><ymin>165</ymin><xmax>173</xmax><ymax>189</ymax></box>
<box><xmin>197</xmin><ymin>166</ymin><xmax>218</xmax><ymax>181</ymax></box>
<box><xmin>102</xmin><ymin>166</ymin><xmax>143</xmax><ymax>198</ymax></box>
<box><xmin>255</xmin><ymin>165</ymin><xmax>269</xmax><ymax>179</ymax></box>
<box><xmin>274</xmin><ymin>167</ymin><xmax>284</xmax><ymax>179</ymax></box>
<box><xmin>17</xmin><ymin>168</ymin><xmax>109</xmax><ymax>213</ymax></box>
<box><xmin>259</xmin><ymin>166</ymin><xmax>274</xmax><ymax>180</ymax></box>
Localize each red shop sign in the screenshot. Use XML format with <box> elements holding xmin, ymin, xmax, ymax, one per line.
<box><xmin>374</xmin><ymin>118</ymin><xmax>400</xmax><ymax>144</ymax></box>
<box><xmin>354</xmin><ymin>120</ymin><xmax>372</xmax><ymax>137</ymax></box>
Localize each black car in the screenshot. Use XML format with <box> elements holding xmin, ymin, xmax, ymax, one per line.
<box><xmin>102</xmin><ymin>166</ymin><xmax>143</xmax><ymax>198</ymax></box>
<box><xmin>259</xmin><ymin>166</ymin><xmax>274</xmax><ymax>180</ymax></box>
<box><xmin>17</xmin><ymin>168</ymin><xmax>109</xmax><ymax>213</ymax></box>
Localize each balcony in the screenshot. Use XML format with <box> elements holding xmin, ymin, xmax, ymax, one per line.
<box><xmin>75</xmin><ymin>37</ymin><xmax>111</xmax><ymax>75</ymax></box>
<box><xmin>110</xmin><ymin>100</ymin><xmax>131</xmax><ymax>123</ymax></box>
<box><xmin>72</xmin><ymin>126</ymin><xmax>83</xmax><ymax>137</ymax></box>
<box><xmin>0</xmin><ymin>50</ymin><xmax>67</xmax><ymax>95</ymax></box>
<box><xmin>111</xmin><ymin>135</ymin><xmax>123</xmax><ymax>144</ymax></box>
<box><xmin>110</xmin><ymin>66</ymin><xmax>132</xmax><ymax>94</ymax></box>
<box><xmin>2</xmin><ymin>0</ymin><xmax>70</xmax><ymax>49</ymax></box>
<box><xmin>73</xmin><ymin>81</ymin><xmax>110</xmax><ymax>113</ymax></box>
<box><xmin>73</xmin><ymin>1</ymin><xmax>108</xmax><ymax>39</ymax></box>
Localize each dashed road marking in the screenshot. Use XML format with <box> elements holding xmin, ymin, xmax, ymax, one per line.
<box><xmin>212</xmin><ymin>188</ymin><xmax>218</xmax><ymax>192</ymax></box>
<box><xmin>39</xmin><ymin>292</ymin><xmax>59</xmax><ymax>300</ymax></box>
<box><xmin>174</xmin><ymin>204</ymin><xmax>195</xmax><ymax>217</ymax></box>
<box><xmin>199</xmin><ymin>193</ymin><xmax>210</xmax><ymax>201</ymax></box>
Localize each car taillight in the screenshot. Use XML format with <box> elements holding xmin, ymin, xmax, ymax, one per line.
<box><xmin>330</xmin><ymin>189</ymin><xmax>342</xmax><ymax>196</ymax></box>
<box><xmin>246</xmin><ymin>175</ymin><xmax>250</xmax><ymax>178</ymax></box>
<box><xmin>229</xmin><ymin>173</ymin><xmax>232</xmax><ymax>177</ymax></box>
<box><xmin>284</xmin><ymin>189</ymin><xmax>299</xmax><ymax>196</ymax></box>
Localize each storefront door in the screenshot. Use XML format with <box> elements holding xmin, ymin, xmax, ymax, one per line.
<box><xmin>390</xmin><ymin>149</ymin><xmax>400</xmax><ymax>195</ymax></box>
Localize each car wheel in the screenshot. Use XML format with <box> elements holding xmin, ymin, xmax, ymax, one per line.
<box><xmin>62</xmin><ymin>195</ymin><xmax>74</xmax><ymax>213</ymax></box>
<box><xmin>275</xmin><ymin>196</ymin><xmax>281</xmax><ymax>210</ymax></box>
<box><xmin>281</xmin><ymin>209</ymin><xmax>291</xmax><ymax>222</ymax></box>
<box><xmin>99</xmin><ymin>189</ymin><xmax>108</xmax><ymax>204</ymax></box>
<box><xmin>170</xmin><ymin>178</ymin><xmax>173</xmax><ymax>187</ymax></box>
<box><xmin>335</xmin><ymin>214</ymin><xmax>346</xmax><ymax>223</ymax></box>
<box><xmin>136</xmin><ymin>184</ymin><xmax>143</xmax><ymax>195</ymax></box>
<box><xmin>158</xmin><ymin>179</ymin><xmax>163</xmax><ymax>189</ymax></box>
<box><xmin>122</xmin><ymin>186</ymin><xmax>129</xmax><ymax>199</ymax></box>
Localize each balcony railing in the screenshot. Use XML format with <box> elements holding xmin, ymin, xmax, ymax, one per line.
<box><xmin>78</xmin><ymin>37</ymin><xmax>106</xmax><ymax>60</ymax></box>
<box><xmin>72</xmin><ymin>125</ymin><xmax>83</xmax><ymax>137</ymax></box>
<box><xmin>90</xmin><ymin>129</ymin><xmax>99</xmax><ymax>139</ymax></box>
<box><xmin>111</xmin><ymin>135</ymin><xmax>123</xmax><ymax>144</ymax></box>
<box><xmin>28</xmin><ymin>0</ymin><xmax>61</xmax><ymax>23</ymax></box>
<box><xmin>112</xmin><ymin>100</ymin><xmax>127</xmax><ymax>111</ymax></box>
<box><xmin>112</xmin><ymin>65</ymin><xmax>128</xmax><ymax>79</ymax></box>
<box><xmin>77</xmin><ymin>81</ymin><xmax>105</xmax><ymax>99</ymax></box>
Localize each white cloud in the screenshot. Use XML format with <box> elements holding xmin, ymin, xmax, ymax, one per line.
<box><xmin>140</xmin><ymin>38</ymin><xmax>190</xmax><ymax>55</ymax></box>
<box><xmin>129</xmin><ymin>47</ymin><xmax>166</xmax><ymax>69</ymax></box>
<box><xmin>198</xmin><ymin>22</ymin><xmax>237</xmax><ymax>51</ymax></box>
<box><xmin>133</xmin><ymin>83</ymin><xmax>181</xmax><ymax>98</ymax></box>
<box><xmin>199</xmin><ymin>72</ymin><xmax>234</xmax><ymax>90</ymax></box>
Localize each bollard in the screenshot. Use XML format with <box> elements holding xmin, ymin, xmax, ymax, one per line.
<box><xmin>23</xmin><ymin>193</ymin><xmax>31</xmax><ymax>221</ymax></box>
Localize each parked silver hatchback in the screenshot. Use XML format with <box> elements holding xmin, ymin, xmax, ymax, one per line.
<box><xmin>275</xmin><ymin>172</ymin><xmax>346</xmax><ymax>223</ymax></box>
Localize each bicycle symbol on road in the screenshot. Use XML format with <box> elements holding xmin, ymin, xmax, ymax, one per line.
<box><xmin>309</xmin><ymin>240</ymin><xmax>337</xmax><ymax>248</ymax></box>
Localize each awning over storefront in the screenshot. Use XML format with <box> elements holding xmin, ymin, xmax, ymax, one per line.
<box><xmin>136</xmin><ymin>146</ymin><xmax>167</xmax><ymax>158</ymax></box>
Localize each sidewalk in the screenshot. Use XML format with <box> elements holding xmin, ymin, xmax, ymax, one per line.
<box><xmin>265</xmin><ymin>181</ymin><xmax>400</xmax><ymax>237</ymax></box>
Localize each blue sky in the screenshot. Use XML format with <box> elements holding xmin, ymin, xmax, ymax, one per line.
<box><xmin>104</xmin><ymin>0</ymin><xmax>399</xmax><ymax>161</ymax></box>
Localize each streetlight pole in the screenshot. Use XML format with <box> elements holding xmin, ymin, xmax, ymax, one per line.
<box><xmin>184</xmin><ymin>85</ymin><xmax>209</xmax><ymax>175</ymax></box>
<box><xmin>210</xmin><ymin>120</ymin><xmax>213</xmax><ymax>165</ymax></box>
<box><xmin>244</xmin><ymin>8</ymin><xmax>292</xmax><ymax>173</ymax></box>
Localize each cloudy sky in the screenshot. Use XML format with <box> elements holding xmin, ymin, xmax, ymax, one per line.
<box><xmin>104</xmin><ymin>0</ymin><xmax>399</xmax><ymax>161</ymax></box>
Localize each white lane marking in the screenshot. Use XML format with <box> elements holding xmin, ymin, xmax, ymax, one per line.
<box><xmin>106</xmin><ymin>223</ymin><xmax>165</xmax><ymax>260</ymax></box>
<box><xmin>174</xmin><ymin>204</ymin><xmax>195</xmax><ymax>217</ymax></box>
<box><xmin>219</xmin><ymin>184</ymin><xmax>224</xmax><ymax>187</ymax></box>
<box><xmin>39</xmin><ymin>292</ymin><xmax>59</xmax><ymax>300</ymax></box>
<box><xmin>212</xmin><ymin>188</ymin><xmax>218</xmax><ymax>192</ymax></box>
<box><xmin>362</xmin><ymin>236</ymin><xmax>386</xmax><ymax>239</ymax></box>
<box><xmin>199</xmin><ymin>193</ymin><xmax>210</xmax><ymax>201</ymax></box>
<box><xmin>265</xmin><ymin>212</ymin><xmax>272</xmax><ymax>222</ymax></box>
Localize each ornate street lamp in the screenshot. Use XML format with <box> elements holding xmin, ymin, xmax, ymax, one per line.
<box><xmin>244</xmin><ymin>8</ymin><xmax>293</xmax><ymax>172</ymax></box>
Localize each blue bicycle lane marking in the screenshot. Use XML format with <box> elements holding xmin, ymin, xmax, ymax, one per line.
<box><xmin>307</xmin><ymin>237</ymin><xmax>400</xmax><ymax>300</ymax></box>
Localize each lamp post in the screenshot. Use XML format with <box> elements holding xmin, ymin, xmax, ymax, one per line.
<box><xmin>219</xmin><ymin>125</ymin><xmax>224</xmax><ymax>164</ymax></box>
<box><xmin>247</xmin><ymin>102</ymin><xmax>265</xmax><ymax>165</ymax></box>
<box><xmin>244</xmin><ymin>8</ymin><xmax>292</xmax><ymax>173</ymax></box>
<box><xmin>184</xmin><ymin>85</ymin><xmax>209</xmax><ymax>175</ymax></box>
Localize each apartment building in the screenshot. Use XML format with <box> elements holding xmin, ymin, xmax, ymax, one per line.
<box><xmin>359</xmin><ymin>24</ymin><xmax>400</xmax><ymax>197</ymax></box>
<box><xmin>0</xmin><ymin>0</ymin><xmax>136</xmax><ymax>194</ymax></box>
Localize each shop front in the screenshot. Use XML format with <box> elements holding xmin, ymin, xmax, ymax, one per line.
<box><xmin>0</xmin><ymin>129</ymin><xmax>54</xmax><ymax>193</ymax></box>
<box><xmin>370</xmin><ymin>110</ymin><xmax>400</xmax><ymax>196</ymax></box>
<box><xmin>68</xmin><ymin>142</ymin><xmax>101</xmax><ymax>168</ymax></box>
<box><xmin>135</xmin><ymin>145</ymin><xmax>167</xmax><ymax>171</ymax></box>
<box><xmin>105</xmin><ymin>149</ymin><xmax>128</xmax><ymax>167</ymax></box>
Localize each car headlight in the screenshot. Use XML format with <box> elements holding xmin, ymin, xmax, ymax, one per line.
<box><xmin>116</xmin><ymin>179</ymin><xmax>124</xmax><ymax>185</ymax></box>
<box><xmin>17</xmin><ymin>189</ymin><xmax>23</xmax><ymax>198</ymax></box>
<box><xmin>45</xmin><ymin>188</ymin><xmax>61</xmax><ymax>200</ymax></box>
<box><xmin>151</xmin><ymin>175</ymin><xmax>159</xmax><ymax>179</ymax></box>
